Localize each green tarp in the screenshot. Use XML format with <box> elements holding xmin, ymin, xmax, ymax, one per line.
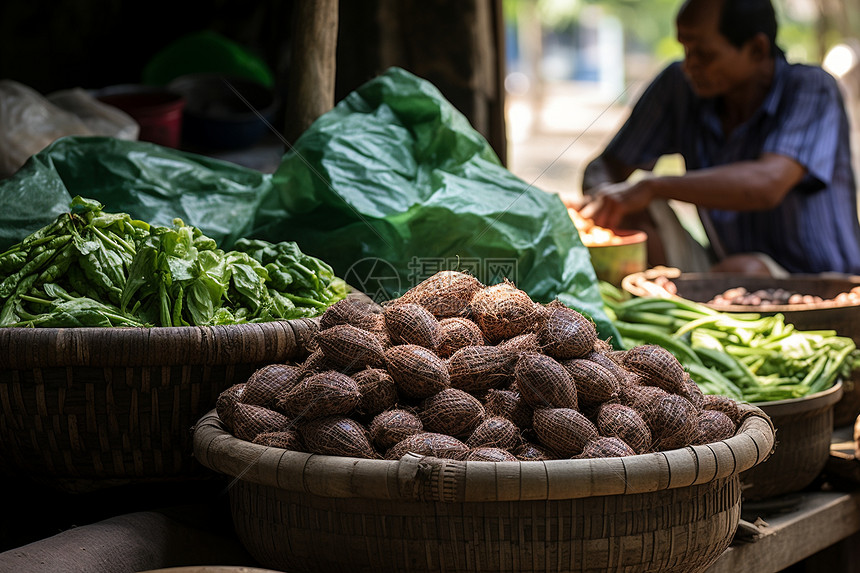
<box><xmin>0</xmin><ymin>67</ymin><xmax>616</xmax><ymax>341</ymax></box>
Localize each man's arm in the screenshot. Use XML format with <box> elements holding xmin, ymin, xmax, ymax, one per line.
<box><xmin>581</xmin><ymin>152</ymin><xmax>806</xmax><ymax>229</ymax></box>
<box><xmin>581</xmin><ymin>153</ymin><xmax>641</xmax><ymax>194</ymax></box>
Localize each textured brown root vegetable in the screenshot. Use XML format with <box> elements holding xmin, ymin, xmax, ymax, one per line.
<box><xmin>397</xmin><ymin>270</ymin><xmax>484</xmax><ymax>318</ymax></box>
<box><xmin>419</xmin><ymin>388</ymin><xmax>486</xmax><ymax>438</ymax></box>
<box><xmin>642</xmin><ymin>394</ymin><xmax>698</xmax><ymax>451</ymax></box>
<box><xmin>316</xmin><ymin>324</ymin><xmax>386</xmax><ymax>370</ymax></box>
<box><xmin>354</xmin><ymin>312</ymin><xmax>391</xmax><ymax>347</ymax></box>
<box><xmin>680</xmin><ymin>374</ymin><xmax>705</xmax><ymax>410</ymax></box>
<box><xmin>299</xmin><ymin>416</ymin><xmax>379</xmax><ymax>459</ymax></box>
<box><xmin>384</xmin><ymin>344</ymin><xmax>450</xmax><ymax>399</ymax></box>
<box><xmin>276</xmin><ymin>371</ymin><xmax>361</xmax><ymax>420</ymax></box>
<box><xmin>231</xmin><ymin>403</ymin><xmax>293</xmax><ymax>442</ymax></box>
<box><xmin>241</xmin><ymin>364</ymin><xmax>302</xmax><ymax>408</ymax></box>
<box><xmin>514</xmin><ymin>352</ymin><xmax>578</xmax><ymax>410</ymax></box>
<box><xmin>469</xmin><ymin>280</ymin><xmax>544</xmax><ymax>343</ymax></box>
<box><xmin>497</xmin><ymin>331</ymin><xmax>543</xmax><ymax>355</ymax></box>
<box><xmin>298</xmin><ymin>348</ymin><xmax>332</xmax><ymax>375</ymax></box>
<box><xmin>538</xmin><ymin>304</ymin><xmax>598</xmax><ymax>359</ymax></box>
<box><xmin>622</xmin><ymin>344</ymin><xmax>687</xmax><ymax>394</ymax></box>
<box><xmin>465</xmin><ymin>447</ymin><xmax>518</xmax><ymax>462</ymax></box>
<box><xmin>576</xmin><ymin>436</ymin><xmax>636</xmax><ymax>459</ymax></box>
<box><xmin>582</xmin><ymin>350</ymin><xmax>627</xmax><ymax>385</ymax></box>
<box><xmin>701</xmin><ymin>394</ymin><xmax>742</xmax><ymax>425</ymax></box>
<box><xmin>561</xmin><ymin>358</ymin><xmax>621</xmax><ymax>406</ymax></box>
<box><xmin>532</xmin><ymin>407</ymin><xmax>598</xmax><ymax>457</ymax></box>
<box><xmin>596</xmin><ymin>402</ymin><xmax>652</xmax><ymax>455</ymax></box>
<box><xmin>618</xmin><ymin>382</ymin><xmax>669</xmax><ymax>412</ymax></box>
<box><xmin>352</xmin><ymin>368</ymin><xmax>398</xmax><ymax>417</ymax></box>
<box><xmin>447</xmin><ymin>345</ymin><xmax>516</xmax><ymax>392</ymax></box>
<box><xmin>252</xmin><ymin>430</ymin><xmax>304</xmax><ymax>451</ymax></box>
<box><xmin>436</xmin><ymin>317</ymin><xmax>485</xmax><ymax>357</ymax></box>
<box><xmin>384</xmin><ymin>432</ymin><xmax>470</xmax><ymax>460</ymax></box>
<box><xmin>693</xmin><ymin>409</ymin><xmax>737</xmax><ymax>445</ymax></box>
<box><xmin>319</xmin><ymin>297</ymin><xmax>379</xmax><ymax>330</ymax></box>
<box><xmin>483</xmin><ymin>388</ymin><xmax>534</xmax><ymax>430</ymax></box>
<box><xmin>368</xmin><ymin>408</ymin><xmax>424</xmax><ymax>451</ymax></box>
<box><xmin>384</xmin><ymin>302</ymin><xmax>441</xmax><ymax>349</ymax></box>
<box><xmin>216</xmin><ymin>383</ymin><xmax>245</xmax><ymax>432</ymax></box>
<box><xmin>513</xmin><ymin>441</ymin><xmax>556</xmax><ymax>461</ymax></box>
<box><xmin>466</xmin><ymin>416</ymin><xmax>521</xmax><ymax>449</ymax></box>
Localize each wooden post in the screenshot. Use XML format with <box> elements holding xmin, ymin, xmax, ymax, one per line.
<box><xmin>284</xmin><ymin>0</ymin><xmax>339</xmax><ymax>145</ymax></box>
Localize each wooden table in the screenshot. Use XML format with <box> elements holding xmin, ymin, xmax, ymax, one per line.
<box><xmin>706</xmin><ymin>426</ymin><xmax>860</xmax><ymax>573</ymax></box>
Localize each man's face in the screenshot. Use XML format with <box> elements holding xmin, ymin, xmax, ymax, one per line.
<box><xmin>676</xmin><ymin>9</ymin><xmax>758</xmax><ymax>98</ymax></box>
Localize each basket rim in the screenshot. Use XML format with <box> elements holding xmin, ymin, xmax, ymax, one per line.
<box><xmin>191</xmin><ymin>405</ymin><xmax>775</xmax><ymax>503</ymax></box>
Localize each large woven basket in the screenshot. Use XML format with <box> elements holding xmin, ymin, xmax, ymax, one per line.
<box><xmin>741</xmin><ymin>381</ymin><xmax>843</xmax><ymax>501</ymax></box>
<box><xmin>0</xmin><ymin>318</ymin><xmax>318</xmax><ymax>493</ymax></box>
<box><xmin>193</xmin><ymin>406</ymin><xmax>775</xmax><ymax>573</ymax></box>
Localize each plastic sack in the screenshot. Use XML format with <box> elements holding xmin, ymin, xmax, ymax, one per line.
<box><xmin>0</xmin><ymin>80</ymin><xmax>95</xmax><ymax>178</ymax></box>
<box><xmin>252</xmin><ymin>67</ymin><xmax>617</xmax><ymax>339</ymax></box>
<box><xmin>47</xmin><ymin>88</ymin><xmax>139</xmax><ymax>141</ymax></box>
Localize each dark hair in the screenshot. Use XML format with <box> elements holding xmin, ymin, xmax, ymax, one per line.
<box><xmin>719</xmin><ymin>0</ymin><xmax>778</xmax><ymax>52</ymax></box>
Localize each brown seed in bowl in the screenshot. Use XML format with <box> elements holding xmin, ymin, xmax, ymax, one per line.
<box><xmin>242</xmin><ymin>364</ymin><xmax>302</xmax><ymax>408</ymax></box>
<box><xmin>216</xmin><ymin>383</ymin><xmax>246</xmax><ymax>432</ymax></box>
<box><xmin>469</xmin><ymin>280</ymin><xmax>544</xmax><ymax>343</ymax></box>
<box><xmin>561</xmin><ymin>358</ymin><xmax>620</xmax><ymax>406</ymax></box>
<box><xmin>352</xmin><ymin>368</ymin><xmax>399</xmax><ymax>417</ymax></box>
<box><xmin>232</xmin><ymin>403</ymin><xmax>293</xmax><ymax>442</ymax></box>
<box><xmin>701</xmin><ymin>394</ymin><xmax>742</xmax><ymax>425</ymax></box>
<box><xmin>693</xmin><ymin>409</ymin><xmax>736</xmax><ymax>445</ymax></box>
<box><xmin>641</xmin><ymin>394</ymin><xmax>698</xmax><ymax>451</ymax></box>
<box><xmin>484</xmin><ymin>388</ymin><xmax>534</xmax><ymax>430</ymax></box>
<box><xmin>319</xmin><ymin>297</ymin><xmax>379</xmax><ymax>330</ymax></box>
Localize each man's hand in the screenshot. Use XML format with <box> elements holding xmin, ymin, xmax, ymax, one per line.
<box><xmin>578</xmin><ymin>179</ymin><xmax>654</xmax><ymax>229</ymax></box>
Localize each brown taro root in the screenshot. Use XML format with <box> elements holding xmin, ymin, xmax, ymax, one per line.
<box><xmin>693</xmin><ymin>409</ymin><xmax>737</xmax><ymax>445</ymax></box>
<box><xmin>276</xmin><ymin>371</ymin><xmax>361</xmax><ymax>420</ymax></box>
<box><xmin>538</xmin><ymin>303</ymin><xmax>598</xmax><ymax>359</ymax></box>
<box><xmin>352</xmin><ymin>368</ymin><xmax>398</xmax><ymax>417</ymax></box>
<box><xmin>641</xmin><ymin>394</ymin><xmax>698</xmax><ymax>451</ymax></box>
<box><xmin>368</xmin><ymin>408</ymin><xmax>424</xmax><ymax>451</ymax></box>
<box><xmin>436</xmin><ymin>317</ymin><xmax>485</xmax><ymax>357</ymax></box>
<box><xmin>384</xmin><ymin>344</ymin><xmax>450</xmax><ymax>399</ymax></box>
<box><xmin>514</xmin><ymin>353</ymin><xmax>578</xmax><ymax>410</ymax></box>
<box><xmin>241</xmin><ymin>364</ymin><xmax>302</xmax><ymax>408</ymax></box>
<box><xmin>216</xmin><ymin>383</ymin><xmax>246</xmax><ymax>432</ymax></box>
<box><xmin>448</xmin><ymin>345</ymin><xmax>516</xmax><ymax>392</ymax></box>
<box><xmin>465</xmin><ymin>447</ymin><xmax>518</xmax><ymax>462</ymax></box>
<box><xmin>397</xmin><ymin>271</ymin><xmax>484</xmax><ymax>319</ymax></box>
<box><xmin>562</xmin><ymin>358</ymin><xmax>620</xmax><ymax>407</ymax></box>
<box><xmin>232</xmin><ymin>403</ymin><xmax>293</xmax><ymax>442</ymax></box>
<box><xmin>419</xmin><ymin>388</ymin><xmax>486</xmax><ymax>439</ymax></box>
<box><xmin>316</xmin><ymin>324</ymin><xmax>386</xmax><ymax>371</ymax></box>
<box><xmin>576</xmin><ymin>436</ymin><xmax>636</xmax><ymax>459</ymax></box>
<box><xmin>484</xmin><ymin>388</ymin><xmax>534</xmax><ymax>430</ymax></box>
<box><xmin>384</xmin><ymin>432</ymin><xmax>469</xmax><ymax>460</ymax></box>
<box><xmin>469</xmin><ymin>280</ymin><xmax>544</xmax><ymax>343</ymax></box>
<box><xmin>319</xmin><ymin>297</ymin><xmax>379</xmax><ymax>330</ymax></box>
<box><xmin>299</xmin><ymin>416</ymin><xmax>379</xmax><ymax>459</ymax></box>
<box><xmin>253</xmin><ymin>430</ymin><xmax>304</xmax><ymax>451</ymax></box>
<box><xmin>384</xmin><ymin>302</ymin><xmax>441</xmax><ymax>350</ymax></box>
<box><xmin>466</xmin><ymin>416</ymin><xmax>521</xmax><ymax>450</ymax></box>
<box><xmin>701</xmin><ymin>394</ymin><xmax>742</xmax><ymax>425</ymax></box>
<box><xmin>622</xmin><ymin>344</ymin><xmax>687</xmax><ymax>395</ymax></box>
<box><xmin>532</xmin><ymin>407</ymin><xmax>598</xmax><ymax>457</ymax></box>
<box><xmin>596</xmin><ymin>402</ymin><xmax>652</xmax><ymax>455</ymax></box>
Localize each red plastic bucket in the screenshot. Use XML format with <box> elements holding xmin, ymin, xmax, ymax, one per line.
<box><xmin>96</xmin><ymin>88</ymin><xmax>185</xmax><ymax>148</ymax></box>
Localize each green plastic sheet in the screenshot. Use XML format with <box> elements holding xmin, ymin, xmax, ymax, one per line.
<box><xmin>0</xmin><ymin>67</ymin><xmax>616</xmax><ymax>341</ymax></box>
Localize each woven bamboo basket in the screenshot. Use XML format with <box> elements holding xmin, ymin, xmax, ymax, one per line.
<box><xmin>741</xmin><ymin>381</ymin><xmax>842</xmax><ymax>501</ymax></box>
<box><xmin>193</xmin><ymin>405</ymin><xmax>775</xmax><ymax>573</ymax></box>
<box><xmin>0</xmin><ymin>318</ymin><xmax>318</xmax><ymax>493</ymax></box>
